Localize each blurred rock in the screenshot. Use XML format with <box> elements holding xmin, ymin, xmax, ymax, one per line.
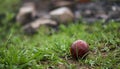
<box><xmin>22</xmin><ymin>18</ymin><xmax>57</xmax><ymax>34</ymax></box>
<box><xmin>76</xmin><ymin>2</ymin><xmax>106</xmax><ymax>17</ymax></box>
<box><xmin>50</xmin><ymin>7</ymin><xmax>74</xmax><ymax>24</ymax></box>
<box><xmin>74</xmin><ymin>10</ymin><xmax>81</xmax><ymax>21</ymax></box>
<box><xmin>104</xmin><ymin>10</ymin><xmax>120</xmax><ymax>23</ymax></box>
<box><xmin>83</xmin><ymin>9</ymin><xmax>95</xmax><ymax>17</ymax></box>
<box><xmin>35</xmin><ymin>0</ymin><xmax>52</xmax><ymax>12</ymax></box>
<box><xmin>54</xmin><ymin>1</ymin><xmax>73</xmax><ymax>7</ymax></box>
<box><xmin>16</xmin><ymin>2</ymin><xmax>37</xmax><ymax>25</ymax></box>
<box><xmin>74</xmin><ymin>2</ymin><xmax>120</xmax><ymax>23</ymax></box>
<box><xmin>82</xmin><ymin>18</ymin><xmax>99</xmax><ymax>24</ymax></box>
<box><xmin>51</xmin><ymin>1</ymin><xmax>75</xmax><ymax>10</ymax></box>
<box><xmin>30</xmin><ymin>18</ymin><xmax>57</xmax><ymax>29</ymax></box>
<box><xmin>96</xmin><ymin>13</ymin><xmax>108</xmax><ymax>20</ymax></box>
<box><xmin>77</xmin><ymin>0</ymin><xmax>91</xmax><ymax>3</ymax></box>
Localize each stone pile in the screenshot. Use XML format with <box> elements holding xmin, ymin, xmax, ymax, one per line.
<box><xmin>16</xmin><ymin>0</ymin><xmax>120</xmax><ymax>34</ymax></box>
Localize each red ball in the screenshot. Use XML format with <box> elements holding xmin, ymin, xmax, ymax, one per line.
<box><xmin>70</xmin><ymin>40</ymin><xmax>89</xmax><ymax>59</ymax></box>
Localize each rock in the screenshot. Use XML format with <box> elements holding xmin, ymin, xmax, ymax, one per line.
<box><xmin>82</xmin><ymin>18</ymin><xmax>99</xmax><ymax>24</ymax></box>
<box><xmin>22</xmin><ymin>0</ymin><xmax>51</xmax><ymax>11</ymax></box>
<box><xmin>74</xmin><ymin>10</ymin><xmax>82</xmax><ymax>21</ymax></box>
<box><xmin>30</xmin><ymin>18</ymin><xmax>57</xmax><ymax>29</ymax></box>
<box><xmin>96</xmin><ymin>13</ymin><xmax>108</xmax><ymax>20</ymax></box>
<box><xmin>50</xmin><ymin>7</ymin><xmax>74</xmax><ymax>24</ymax></box>
<box><xmin>51</xmin><ymin>1</ymin><xmax>75</xmax><ymax>10</ymax></box>
<box><xmin>75</xmin><ymin>2</ymin><xmax>112</xmax><ymax>23</ymax></box>
<box><xmin>104</xmin><ymin>10</ymin><xmax>120</xmax><ymax>23</ymax></box>
<box><xmin>82</xmin><ymin>9</ymin><xmax>95</xmax><ymax>17</ymax></box>
<box><xmin>16</xmin><ymin>2</ymin><xmax>37</xmax><ymax>25</ymax></box>
<box><xmin>78</xmin><ymin>2</ymin><xmax>106</xmax><ymax>15</ymax></box>
<box><xmin>22</xmin><ymin>18</ymin><xmax>57</xmax><ymax>34</ymax></box>
<box><xmin>77</xmin><ymin>0</ymin><xmax>91</xmax><ymax>3</ymax></box>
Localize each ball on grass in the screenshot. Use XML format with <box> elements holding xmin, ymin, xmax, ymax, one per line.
<box><xmin>70</xmin><ymin>40</ymin><xmax>89</xmax><ymax>59</ymax></box>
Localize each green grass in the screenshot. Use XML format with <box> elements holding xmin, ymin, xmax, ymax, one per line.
<box><xmin>0</xmin><ymin>22</ymin><xmax>120</xmax><ymax>69</ymax></box>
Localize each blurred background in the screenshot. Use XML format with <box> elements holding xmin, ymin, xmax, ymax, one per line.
<box><xmin>0</xmin><ymin>0</ymin><xmax>120</xmax><ymax>35</ymax></box>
